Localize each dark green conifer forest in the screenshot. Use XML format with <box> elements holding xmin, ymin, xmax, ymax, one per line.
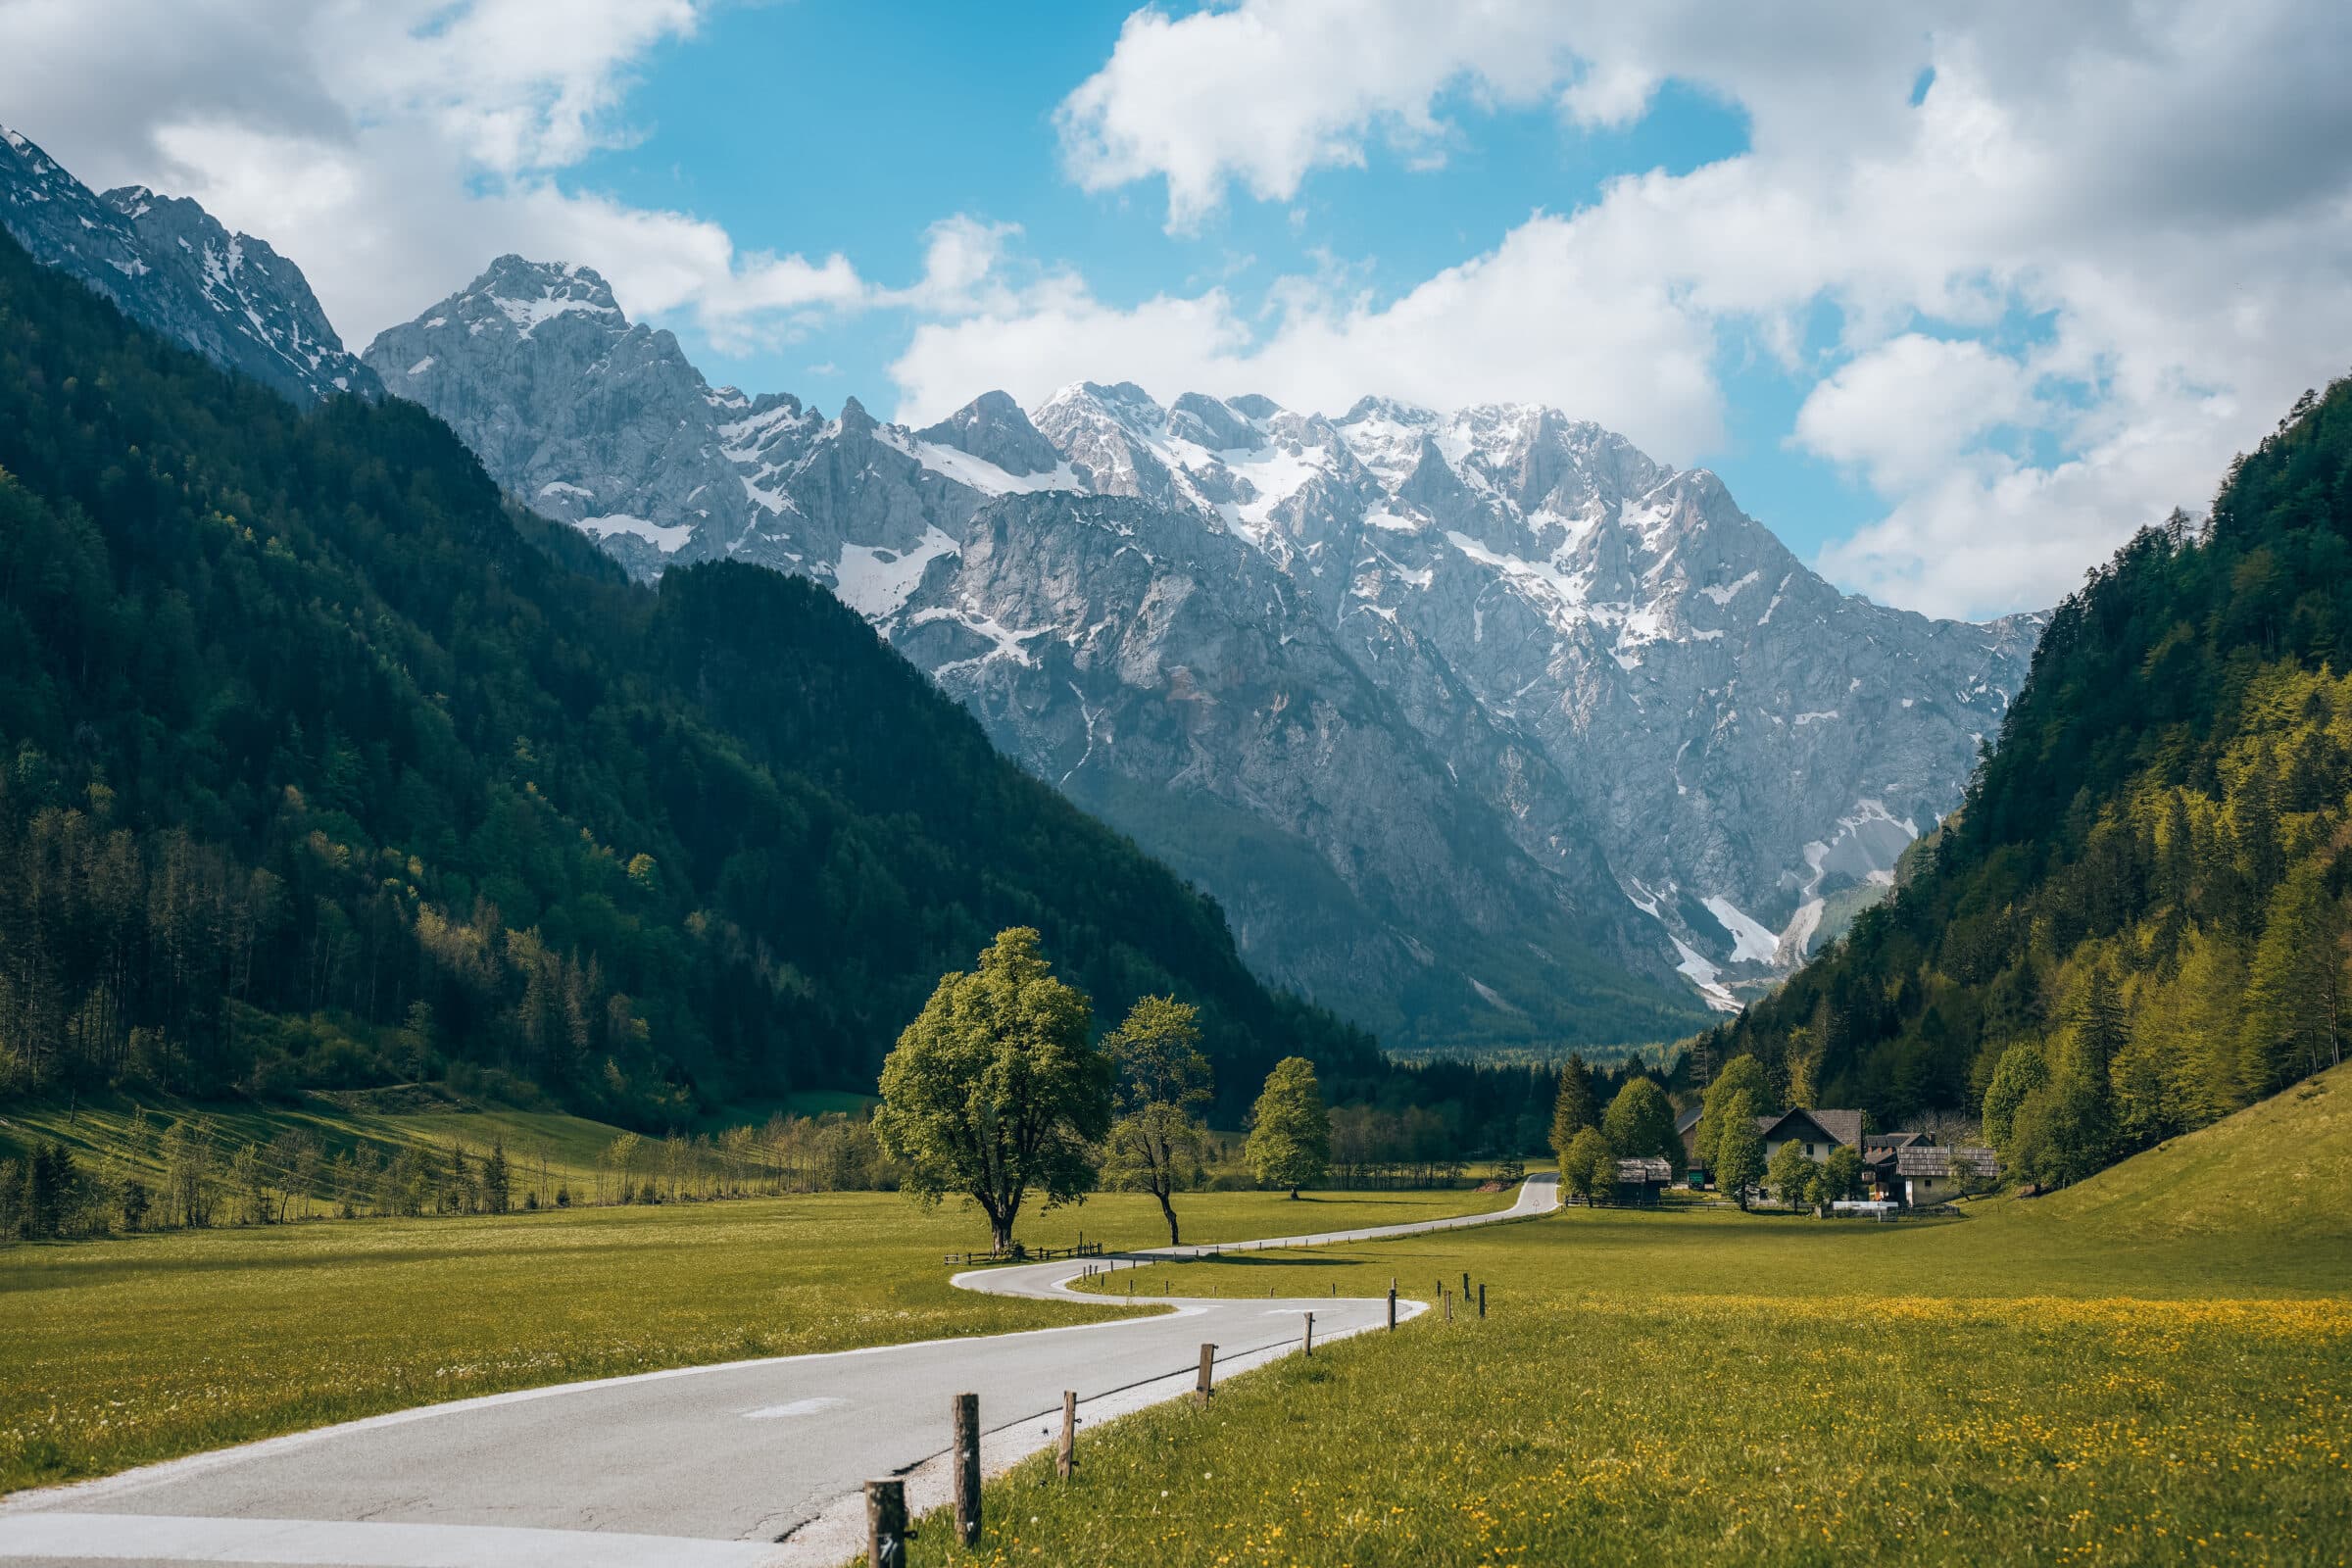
<box><xmin>1690</xmin><ymin>375</ymin><xmax>2352</xmax><ymax>1184</ymax></box>
<box><xmin>0</xmin><ymin>227</ymin><xmax>1403</xmax><ymax>1125</ymax></box>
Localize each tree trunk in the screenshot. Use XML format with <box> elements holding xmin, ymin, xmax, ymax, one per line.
<box><xmin>1288</xmin><ymin>1187</ymin><xmax>1299</xmax><ymax>1200</ymax></box>
<box><xmin>1156</xmin><ymin>1187</ymin><xmax>1181</xmax><ymax>1248</ymax></box>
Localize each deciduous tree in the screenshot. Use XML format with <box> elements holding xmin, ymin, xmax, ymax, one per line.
<box><xmin>1695</xmin><ymin>1055</ymin><xmax>1770</xmax><ymax>1178</ymax></box>
<box><xmin>1245</xmin><ymin>1056</ymin><xmax>1332</xmax><ymax>1198</ymax></box>
<box><xmin>1559</xmin><ymin>1126</ymin><xmax>1616</xmax><ymax>1204</ymax></box>
<box><xmin>1601</xmin><ymin>1077</ymin><xmax>1680</xmax><ymax>1170</ymax></box>
<box><xmin>872</xmin><ymin>929</ymin><xmax>1111</xmax><ymax>1253</ymax></box>
<box><xmin>1101</xmin><ymin>996</ymin><xmax>1212</xmax><ymax>1246</ymax></box>
<box><xmin>1713</xmin><ymin>1090</ymin><xmax>1766</xmax><ymax>1210</ymax></box>
<box><xmin>1766</xmin><ymin>1138</ymin><xmax>1816</xmax><ymax>1211</ymax></box>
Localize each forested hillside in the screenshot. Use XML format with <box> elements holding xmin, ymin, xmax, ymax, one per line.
<box><xmin>1691</xmin><ymin>375</ymin><xmax>2352</xmax><ymax>1184</ymax></box>
<box><xmin>0</xmin><ymin>227</ymin><xmax>1392</xmax><ymax>1126</ymax></box>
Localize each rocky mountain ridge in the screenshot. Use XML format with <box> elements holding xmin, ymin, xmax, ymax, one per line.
<box><xmin>360</xmin><ymin>257</ymin><xmax>2040</xmax><ymax>1049</ymax></box>
<box><xmin>0</xmin><ymin>123</ymin><xmax>378</xmax><ymax>404</ymax></box>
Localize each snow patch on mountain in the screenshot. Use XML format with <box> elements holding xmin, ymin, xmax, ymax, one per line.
<box><xmin>361</xmin><ymin>268</ymin><xmax>2042</xmax><ymax>1029</ymax></box>
<box><xmin>833</xmin><ymin>527</ymin><xmax>959</xmax><ymax>617</ymax></box>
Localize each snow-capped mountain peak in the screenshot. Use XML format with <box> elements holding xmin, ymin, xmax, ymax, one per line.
<box><xmin>364</xmin><ymin>264</ymin><xmax>2040</xmax><ymax>1036</ymax></box>
<box><xmin>0</xmin><ymin>123</ymin><xmax>378</xmax><ymax>404</ymax></box>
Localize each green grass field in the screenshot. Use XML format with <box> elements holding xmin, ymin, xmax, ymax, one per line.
<box><xmin>2</xmin><ymin>1089</ymin><xmax>647</xmax><ymax>1210</ymax></box>
<box><xmin>931</xmin><ymin>1067</ymin><xmax>2351</xmax><ymax>1566</ymax></box>
<box><xmin>0</xmin><ymin>1184</ymin><xmax>1507</xmax><ymax>1496</ymax></box>
<box><xmin>0</xmin><ymin>1084</ymin><xmax>880</xmax><ymax>1209</ymax></box>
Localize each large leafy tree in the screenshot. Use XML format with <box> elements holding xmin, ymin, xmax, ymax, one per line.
<box><xmin>1101</xmin><ymin>996</ymin><xmax>1213</xmax><ymax>1246</ymax></box>
<box><xmin>1601</xmin><ymin>1077</ymin><xmax>1680</xmax><ymax>1169</ymax></box>
<box><xmin>1766</xmin><ymin>1139</ymin><xmax>1816</xmax><ymax>1211</ymax></box>
<box><xmin>1819</xmin><ymin>1143</ymin><xmax>1864</xmax><ymax>1205</ymax></box>
<box><xmin>1694</xmin><ymin>1056</ymin><xmax>1771</xmax><ymax>1177</ymax></box>
<box><xmin>1245</xmin><ymin>1056</ymin><xmax>1331</xmax><ymax>1198</ymax></box>
<box><xmin>872</xmin><ymin>929</ymin><xmax>1112</xmax><ymax>1252</ymax></box>
<box><xmin>1559</xmin><ymin>1126</ymin><xmax>1616</xmax><ymax>1205</ymax></box>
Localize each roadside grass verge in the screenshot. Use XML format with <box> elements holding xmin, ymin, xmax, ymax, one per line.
<box><xmin>0</xmin><ymin>1185</ymin><xmax>1508</xmax><ymax>1495</ymax></box>
<box><xmin>933</xmin><ymin>1202</ymin><xmax>2350</xmax><ymax>1566</ymax></box>
<box><xmin>959</xmin><ymin>1073</ymin><xmax>2352</xmax><ymax>1568</ymax></box>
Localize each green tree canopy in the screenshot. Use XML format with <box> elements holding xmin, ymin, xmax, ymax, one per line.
<box><xmin>1982</xmin><ymin>1039</ymin><xmax>2050</xmax><ymax>1156</ymax></box>
<box><xmin>1245</xmin><ymin>1056</ymin><xmax>1332</xmax><ymax>1198</ymax></box>
<box><xmin>1547</xmin><ymin>1054</ymin><xmax>1598</xmax><ymax>1165</ymax></box>
<box><xmin>1559</xmin><ymin>1126</ymin><xmax>1616</xmax><ymax>1205</ymax></box>
<box><xmin>872</xmin><ymin>929</ymin><xmax>1112</xmax><ymax>1251</ymax></box>
<box><xmin>1100</xmin><ymin>995</ymin><xmax>1213</xmax><ymax>1246</ymax></box>
<box><xmin>1766</xmin><ymin>1138</ymin><xmax>1817</xmax><ymax>1211</ymax></box>
<box><xmin>1695</xmin><ymin>1056</ymin><xmax>1771</xmax><ymax>1176</ymax></box>
<box><xmin>1819</xmin><ymin>1143</ymin><xmax>1864</xmax><ymax>1205</ymax></box>
<box><xmin>1601</xmin><ymin>1077</ymin><xmax>1680</xmax><ymax>1169</ymax></box>
<box><xmin>1712</xmin><ymin>1089</ymin><xmax>1766</xmax><ymax>1210</ymax></box>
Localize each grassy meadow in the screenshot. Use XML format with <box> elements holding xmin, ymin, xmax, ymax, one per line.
<box><xmin>0</xmin><ymin>1183</ymin><xmax>1507</xmax><ymax>1496</ymax></box>
<box><xmin>928</xmin><ymin>1066</ymin><xmax>2352</xmax><ymax>1566</ymax></box>
<box><xmin>0</xmin><ymin>1084</ymin><xmax>877</xmax><ymax>1213</ymax></box>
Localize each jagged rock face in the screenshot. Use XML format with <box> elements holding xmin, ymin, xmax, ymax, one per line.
<box><xmin>0</xmin><ymin>124</ymin><xmax>378</xmax><ymax>404</ymax></box>
<box><xmin>364</xmin><ymin>260</ymin><xmax>2042</xmax><ymax>1047</ymax></box>
<box><xmin>363</xmin><ymin>256</ymin><xmax>743</xmax><ymax>575</ymax></box>
<box><xmin>915</xmin><ymin>389</ymin><xmax>1063</xmax><ymax>477</ymax></box>
<box><xmin>891</xmin><ymin>495</ymin><xmax>1672</xmax><ymax>1043</ymax></box>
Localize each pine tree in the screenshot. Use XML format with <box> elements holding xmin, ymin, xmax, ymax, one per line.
<box><xmin>482</xmin><ymin>1142</ymin><xmax>511</xmax><ymax>1215</ymax></box>
<box><xmin>2239</xmin><ymin>864</ymin><xmax>2345</xmax><ymax>1093</ymax></box>
<box><xmin>1546</xmin><ymin>1055</ymin><xmax>1597</xmax><ymax>1166</ymax></box>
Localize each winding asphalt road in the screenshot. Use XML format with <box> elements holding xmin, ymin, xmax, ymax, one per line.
<box><xmin>0</xmin><ymin>1176</ymin><xmax>1557</xmax><ymax>1566</ymax></box>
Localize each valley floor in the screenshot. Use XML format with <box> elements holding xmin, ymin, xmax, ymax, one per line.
<box><xmin>0</xmin><ymin>1186</ymin><xmax>1510</xmax><ymax>1497</ymax></box>
<box><xmin>976</xmin><ymin>1080</ymin><xmax>2349</xmax><ymax>1567</ymax></box>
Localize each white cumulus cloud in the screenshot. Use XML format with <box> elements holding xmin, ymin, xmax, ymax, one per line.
<box><xmin>0</xmin><ymin>0</ymin><xmax>873</xmax><ymax>348</ymax></box>
<box><xmin>975</xmin><ymin>0</ymin><xmax>2352</xmax><ymax>618</ymax></box>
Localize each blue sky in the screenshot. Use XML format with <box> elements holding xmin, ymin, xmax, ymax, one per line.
<box><xmin>570</xmin><ymin>6</ymin><xmax>1860</xmax><ymax>565</ymax></box>
<box><xmin>5</xmin><ymin>0</ymin><xmax>2348</xmax><ymax>619</ymax></box>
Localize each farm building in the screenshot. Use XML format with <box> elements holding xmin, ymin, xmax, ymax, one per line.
<box><xmin>1755</xmin><ymin>1108</ymin><xmax>1863</xmax><ymax>1166</ymax></box>
<box><xmin>1893</xmin><ymin>1146</ymin><xmax>1999</xmax><ymax>1206</ymax></box>
<box><xmin>1861</xmin><ymin>1131</ymin><xmax>1933</xmax><ymax>1200</ymax></box>
<box><xmin>1613</xmin><ymin>1157</ymin><xmax>1675</xmax><ymax>1204</ymax></box>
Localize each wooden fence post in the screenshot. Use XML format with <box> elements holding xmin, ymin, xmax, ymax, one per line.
<box><xmin>953</xmin><ymin>1392</ymin><xmax>980</xmax><ymax>1545</ymax></box>
<box><xmin>1479</xmin><ymin>1282</ymin><xmax>1487</xmax><ymax>1318</ymax></box>
<box><xmin>865</xmin><ymin>1479</ymin><xmax>907</xmax><ymax>1568</ymax></box>
<box><xmin>1387</xmin><ymin>1285</ymin><xmax>1396</xmax><ymax>1329</ymax></box>
<box><xmin>1444</xmin><ymin>1289</ymin><xmax>1452</xmax><ymax>1322</ymax></box>
<box><xmin>1461</xmin><ymin>1271</ymin><xmax>1470</xmax><ymax>1298</ymax></box>
<box><xmin>1057</xmin><ymin>1390</ymin><xmax>1076</xmax><ymax>1480</ymax></box>
<box><xmin>1196</xmin><ymin>1343</ymin><xmax>1216</xmax><ymax>1406</ymax></box>
<box><xmin>1303</xmin><ymin>1310</ymin><xmax>1314</xmax><ymax>1356</ymax></box>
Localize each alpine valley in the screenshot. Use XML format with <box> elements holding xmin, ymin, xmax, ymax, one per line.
<box><xmin>359</xmin><ymin>258</ymin><xmax>2040</xmax><ymax>1053</ymax></box>
<box><xmin>0</xmin><ymin>122</ymin><xmax>2043</xmax><ymax>1056</ymax></box>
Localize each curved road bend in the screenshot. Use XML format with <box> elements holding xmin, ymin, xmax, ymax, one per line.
<box><xmin>0</xmin><ymin>1176</ymin><xmax>1558</xmax><ymax>1567</ymax></box>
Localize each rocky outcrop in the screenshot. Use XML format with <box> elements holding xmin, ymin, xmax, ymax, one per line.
<box><xmin>364</xmin><ymin>263</ymin><xmax>2041</xmax><ymax>1048</ymax></box>
<box><xmin>0</xmin><ymin>123</ymin><xmax>378</xmax><ymax>404</ymax></box>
